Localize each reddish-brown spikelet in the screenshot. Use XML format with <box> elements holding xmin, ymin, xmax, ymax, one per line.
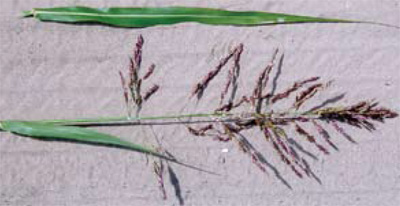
<box><xmin>231</xmin><ymin>44</ymin><xmax>243</xmax><ymax>84</ymax></box>
<box><xmin>349</xmin><ymin>101</ymin><xmax>368</xmax><ymax>112</ymax></box>
<box><xmin>144</xmin><ymin>84</ymin><xmax>160</xmax><ymax>101</ymax></box>
<box><xmin>312</xmin><ymin>120</ymin><xmax>338</xmax><ymax>150</ymax></box>
<box><xmin>270</xmin><ymin>127</ymin><xmax>309</xmax><ymax>174</ymax></box>
<box><xmin>294</xmin><ymin>83</ymin><xmax>323</xmax><ymax>110</ymax></box>
<box><xmin>236</xmin><ymin>137</ymin><xmax>250</xmax><ymax>153</ymax></box>
<box><xmin>128</xmin><ymin>59</ymin><xmax>141</xmax><ymax>109</ymax></box>
<box><xmin>233</xmin><ymin>44</ymin><xmax>244</xmax><ymax>64</ymax></box>
<box><xmin>128</xmin><ymin>57</ymin><xmax>138</xmax><ymax>87</ymax></box>
<box><xmin>133</xmin><ymin>35</ymin><xmax>144</xmax><ymax>70</ymax></box>
<box><xmin>262</xmin><ymin>127</ymin><xmax>272</xmax><ymax>141</ymax></box>
<box><xmin>295</xmin><ymin>123</ymin><xmax>329</xmax><ymax>155</ymax></box>
<box><xmin>280</xmin><ymin>137</ymin><xmax>301</xmax><ymax>161</ymax></box>
<box><xmin>232</xmin><ymin>96</ymin><xmax>250</xmax><ymax>109</ymax></box>
<box><xmin>153</xmin><ymin>161</ymin><xmax>167</xmax><ymax>200</ymax></box>
<box><xmin>369</xmin><ymin>107</ymin><xmax>398</xmax><ymax>120</ymax></box>
<box><xmin>291</xmin><ymin>165</ymin><xmax>303</xmax><ymax>178</ymax></box>
<box><xmin>316</xmin><ymin>144</ymin><xmax>329</xmax><ymax>155</ymax></box>
<box><xmin>318</xmin><ymin>101</ymin><xmax>397</xmax><ymax>129</ymax></box>
<box><xmin>235</xmin><ymin>135</ymin><xmax>267</xmax><ymax>173</ymax></box>
<box><xmin>135</xmin><ymin>79</ymin><xmax>143</xmax><ymax>103</ymax></box>
<box><xmin>252</xmin><ymin>66</ymin><xmax>272</xmax><ymax>112</ymax></box>
<box><xmin>215</xmin><ymin>103</ymin><xmax>233</xmax><ymax>112</ymax></box>
<box><xmin>271</xmin><ymin>138</ymin><xmax>303</xmax><ymax>178</ymax></box>
<box><xmin>214</xmin><ymin>135</ymin><xmax>232</xmax><ymax>142</ymax></box>
<box><xmin>263</xmin><ymin>49</ymin><xmax>279</xmax><ymax>89</ymax></box>
<box><xmin>199</xmin><ymin>124</ymin><xmax>214</xmax><ymax>133</ymax></box>
<box><xmin>271</xmin><ymin>77</ymin><xmax>320</xmax><ymax>104</ymax></box>
<box><xmin>253</xmin><ymin>49</ymin><xmax>279</xmax><ymax>97</ymax></box>
<box><xmin>295</xmin><ymin>124</ymin><xmax>316</xmax><ymax>143</ymax></box>
<box><xmin>271</xmin><ymin>139</ymin><xmax>290</xmax><ymax>166</ymax></box>
<box><xmin>265</xmin><ymin>127</ymin><xmax>306</xmax><ymax>174</ymax></box>
<box><xmin>251</xmin><ymin>51</ymin><xmax>279</xmax><ymax>112</ymax></box>
<box><xmin>187</xmin><ymin>124</ymin><xmax>213</xmax><ymax>136</ymax></box>
<box><xmin>187</xmin><ymin>127</ymin><xmax>201</xmax><ymax>136</ymax></box>
<box><xmin>143</xmin><ymin>64</ymin><xmax>155</xmax><ymax>80</ymax></box>
<box><xmin>252</xmin><ymin>70</ymin><xmax>265</xmax><ymax>98</ymax></box>
<box><xmin>274</xmin><ymin>134</ymin><xmax>290</xmax><ymax>155</ymax></box>
<box><xmin>288</xmin><ymin>147</ymin><xmax>312</xmax><ymax>177</ymax></box>
<box><xmin>191</xmin><ymin>44</ymin><xmax>243</xmax><ymax>98</ymax></box>
<box><xmin>251</xmin><ymin>153</ymin><xmax>267</xmax><ymax>173</ymax></box>
<box><xmin>220</xmin><ymin>44</ymin><xmax>244</xmax><ymax>105</ymax></box>
<box><xmin>129</xmin><ymin>35</ymin><xmax>144</xmax><ymax>86</ymax></box>
<box><xmin>299</xmin><ymin>77</ymin><xmax>320</xmax><ymax>85</ymax></box>
<box><xmin>220</xmin><ymin>69</ymin><xmax>233</xmax><ymax>105</ymax></box>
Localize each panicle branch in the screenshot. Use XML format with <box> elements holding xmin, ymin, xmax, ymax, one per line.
<box><xmin>192</xmin><ymin>44</ymin><xmax>243</xmax><ymax>100</ymax></box>
<box><xmin>119</xmin><ymin>35</ymin><xmax>161</xmax><ymax>117</ymax></box>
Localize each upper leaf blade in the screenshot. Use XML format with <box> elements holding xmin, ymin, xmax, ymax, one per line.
<box><xmin>23</xmin><ymin>6</ymin><xmax>357</xmax><ymax>28</ymax></box>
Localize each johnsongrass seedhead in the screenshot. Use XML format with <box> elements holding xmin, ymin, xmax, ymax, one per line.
<box><xmin>187</xmin><ymin>41</ymin><xmax>398</xmax><ymax>181</ymax></box>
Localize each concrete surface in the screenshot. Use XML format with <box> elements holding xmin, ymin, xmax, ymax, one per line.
<box><xmin>0</xmin><ymin>0</ymin><xmax>399</xmax><ymax>205</ymax></box>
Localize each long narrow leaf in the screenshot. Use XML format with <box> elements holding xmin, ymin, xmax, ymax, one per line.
<box><xmin>22</xmin><ymin>6</ymin><xmax>367</xmax><ymax>28</ymax></box>
<box><xmin>0</xmin><ymin>120</ymin><xmax>218</xmax><ymax>174</ymax></box>
<box><xmin>0</xmin><ymin>120</ymin><xmax>170</xmax><ymax>160</ymax></box>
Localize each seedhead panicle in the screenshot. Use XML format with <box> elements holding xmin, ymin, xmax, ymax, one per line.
<box><xmin>186</xmin><ymin>43</ymin><xmax>398</xmax><ymax>180</ymax></box>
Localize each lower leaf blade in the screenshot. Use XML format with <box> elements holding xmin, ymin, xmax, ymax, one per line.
<box><xmin>0</xmin><ymin>120</ymin><xmax>170</xmax><ymax>160</ymax></box>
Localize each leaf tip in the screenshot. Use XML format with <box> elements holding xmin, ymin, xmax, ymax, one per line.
<box><xmin>22</xmin><ymin>10</ymin><xmax>34</xmax><ymax>18</ymax></box>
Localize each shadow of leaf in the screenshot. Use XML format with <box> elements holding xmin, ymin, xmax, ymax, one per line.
<box><xmin>167</xmin><ymin>165</ymin><xmax>185</xmax><ymax>206</ymax></box>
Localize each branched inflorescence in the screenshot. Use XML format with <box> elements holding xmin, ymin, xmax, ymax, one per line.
<box><xmin>119</xmin><ymin>35</ymin><xmax>159</xmax><ymax>117</ymax></box>
<box><xmin>188</xmin><ymin>43</ymin><xmax>398</xmax><ymax>180</ymax></box>
<box><xmin>118</xmin><ymin>36</ymin><xmax>397</xmax><ymax>186</ymax></box>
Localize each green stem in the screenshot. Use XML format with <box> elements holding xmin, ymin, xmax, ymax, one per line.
<box><xmin>9</xmin><ymin>111</ymin><xmax>323</xmax><ymax>127</ymax></box>
<box><xmin>36</xmin><ymin>112</ymin><xmax>229</xmax><ymax>125</ymax></box>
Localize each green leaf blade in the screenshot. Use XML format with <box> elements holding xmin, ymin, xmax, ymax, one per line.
<box><xmin>0</xmin><ymin>120</ymin><xmax>218</xmax><ymax>174</ymax></box>
<box><xmin>24</xmin><ymin>6</ymin><xmax>358</xmax><ymax>28</ymax></box>
<box><xmin>0</xmin><ymin>120</ymin><xmax>168</xmax><ymax>159</ymax></box>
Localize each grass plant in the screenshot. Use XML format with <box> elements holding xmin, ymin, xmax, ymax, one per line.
<box><xmin>0</xmin><ymin>35</ymin><xmax>397</xmax><ymax>200</ymax></box>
